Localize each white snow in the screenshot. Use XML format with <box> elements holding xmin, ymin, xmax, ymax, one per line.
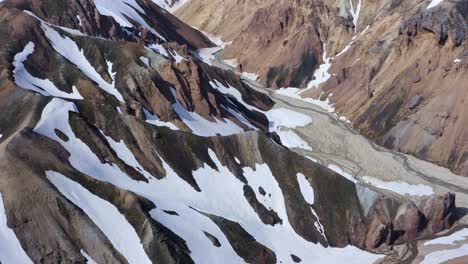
<box><xmin>241</xmin><ymin>72</ymin><xmax>259</xmax><ymax>81</ymax></box>
<box><xmin>0</xmin><ymin>193</ymin><xmax>33</xmax><ymax>264</ymax></box>
<box><xmin>76</xmin><ymin>15</ymin><xmax>82</xmax><ymax>27</ymax></box>
<box><xmin>147</xmin><ymin>44</ymin><xmax>169</xmax><ymax>57</ymax></box>
<box><xmin>277</xmin><ymin>87</ymin><xmax>303</xmax><ymax>97</ymax></box>
<box><xmin>349</xmin><ymin>0</ymin><xmax>362</xmax><ymax>29</ymax></box>
<box><xmin>170</xmin><ymin>88</ymin><xmax>245</xmax><ymax>136</ymax></box>
<box><xmin>151</xmin><ymin>0</ymin><xmax>191</xmax><ymax>12</ymax></box>
<box><xmin>80</xmin><ymin>250</ymin><xmax>97</xmax><ymax>264</ymax></box>
<box><xmin>13</xmin><ymin>42</ymin><xmax>83</xmax><ymax>99</ymax></box>
<box><xmin>222</xmin><ymin>105</ymin><xmax>257</xmax><ymax>129</ymax></box>
<box><xmin>454</xmin><ymin>58</ymin><xmax>461</xmax><ymax>63</ymax></box>
<box><xmin>425</xmin><ymin>228</ymin><xmax>468</xmax><ymax>246</ymax></box>
<box><xmin>25</xmin><ymin>11</ymin><xmax>86</xmax><ymax>37</ymax></box>
<box><xmin>143</xmin><ymin>108</ymin><xmax>180</xmax><ymax>130</ymax></box>
<box><xmin>361</xmin><ymin>176</ymin><xmax>434</xmax><ymax>197</ymax></box>
<box><xmin>196</xmin><ymin>47</ymin><xmax>223</xmax><ymax>65</ymax></box>
<box><xmin>264</xmin><ymin>108</ymin><xmax>312</xmax><ymax>151</ymax></box>
<box><xmin>297</xmin><ymin>173</ymin><xmax>314</xmax><ymax>204</ymax></box>
<box><xmin>265</xmin><ymin>108</ymin><xmax>312</xmax><ymax>130</ymax></box>
<box><xmin>195</xmin><ymin>29</ymin><xmax>230</xmax><ymax>65</ymax></box>
<box><xmin>139</xmin><ymin>56</ymin><xmax>150</xmax><ymax>66</ymax></box>
<box><xmin>336</xmin><ymin>42</ymin><xmax>353</xmax><ymax>57</ymax></box>
<box><xmin>34</xmin><ymin>98</ymin><xmax>383</xmax><ymax>264</ymax></box>
<box><xmin>102</xmin><ymin>133</ymin><xmax>154</xmax><ymax>180</ymax></box>
<box><xmin>276</xmin><ymin>130</ymin><xmax>312</xmax><ymax>150</ymax></box>
<box><xmin>421</xmin><ymin>244</ymin><xmax>468</xmax><ymax>264</ymax></box>
<box><xmin>305</xmin><ymin>43</ymin><xmax>332</xmax><ymax>90</ymax></box>
<box><xmin>304</xmin><ymin>94</ymin><xmax>336</xmax><ymax>113</ymax></box>
<box><xmin>198</xmin><ymin>29</ymin><xmax>228</xmax><ymax>47</ymax></box>
<box><xmin>46</xmin><ymin>171</ymin><xmax>152</xmax><ymax>264</ymax></box>
<box><xmin>427</xmin><ymin>0</ymin><xmax>444</xmax><ymax>9</ymax></box>
<box><xmin>169</xmin><ymin>49</ymin><xmax>186</xmax><ymax>63</ymax></box>
<box><xmin>328</xmin><ymin>164</ymin><xmax>357</xmax><ymax>183</ymax></box>
<box><xmin>210</xmin><ymin>80</ymin><xmax>261</xmax><ymax>112</ymax></box>
<box><xmin>297</xmin><ymin>173</ymin><xmax>326</xmax><ymax>240</ymax></box>
<box><xmin>41</xmin><ymin>24</ymin><xmax>125</xmax><ymax>102</ymax></box>
<box><xmin>94</xmin><ymin>0</ymin><xmax>166</xmax><ymax>41</ymax></box>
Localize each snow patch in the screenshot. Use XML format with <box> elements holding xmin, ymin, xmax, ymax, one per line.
<box><xmin>169</xmin><ymin>49</ymin><xmax>186</xmax><ymax>63</ymax></box>
<box><xmin>80</xmin><ymin>250</ymin><xmax>97</xmax><ymax>264</ymax></box>
<box><xmin>276</xmin><ymin>130</ymin><xmax>312</xmax><ymax>151</ymax></box>
<box><xmin>139</xmin><ymin>56</ymin><xmax>150</xmax><ymax>66</ymax></box>
<box><xmin>421</xmin><ymin>244</ymin><xmax>468</xmax><ymax>264</ymax></box>
<box><xmin>147</xmin><ymin>44</ymin><xmax>169</xmax><ymax>57</ymax></box>
<box><xmin>94</xmin><ymin>0</ymin><xmax>166</xmax><ymax>41</ymax></box>
<box><xmin>297</xmin><ymin>173</ymin><xmax>314</xmax><ymax>204</ymax></box>
<box><xmin>362</xmin><ymin>176</ymin><xmax>434</xmax><ymax>197</ymax></box>
<box><xmin>241</xmin><ymin>72</ymin><xmax>259</xmax><ymax>81</ymax></box>
<box><xmin>25</xmin><ymin>11</ymin><xmax>86</xmax><ymax>36</ymax></box>
<box><xmin>151</xmin><ymin>0</ymin><xmax>191</xmax><ymax>13</ymax></box>
<box><xmin>13</xmin><ymin>42</ymin><xmax>83</xmax><ymax>99</ymax></box>
<box><xmin>328</xmin><ymin>164</ymin><xmax>357</xmax><ymax>183</ymax></box>
<box><xmin>0</xmin><ymin>193</ymin><xmax>33</xmax><ymax>264</ymax></box>
<box><xmin>76</xmin><ymin>15</ymin><xmax>82</xmax><ymax>26</ymax></box>
<box><xmin>102</xmin><ymin>133</ymin><xmax>154</xmax><ymax>180</ymax></box>
<box><xmin>427</xmin><ymin>0</ymin><xmax>444</xmax><ymax>9</ymax></box>
<box><xmin>265</xmin><ymin>108</ymin><xmax>312</xmax><ymax>130</ymax></box>
<box><xmin>196</xmin><ymin>47</ymin><xmax>223</xmax><ymax>65</ymax></box>
<box><xmin>349</xmin><ymin>0</ymin><xmax>362</xmax><ymax>29</ymax></box>
<box><xmin>170</xmin><ymin>88</ymin><xmax>245</xmax><ymax>136</ymax></box>
<box><xmin>301</xmin><ymin>43</ymin><xmax>332</xmax><ymax>91</ymax></box>
<box><xmin>210</xmin><ymin>80</ymin><xmax>261</xmax><ymax>112</ymax></box>
<box><xmin>143</xmin><ymin>108</ymin><xmax>180</xmax><ymax>130</ymax></box>
<box><xmin>41</xmin><ymin>24</ymin><xmax>124</xmax><ymax>102</ymax></box>
<box><xmin>47</xmin><ymin>171</ymin><xmax>152</xmax><ymax>264</ymax></box>
<box><xmin>425</xmin><ymin>228</ymin><xmax>468</xmax><ymax>246</ymax></box>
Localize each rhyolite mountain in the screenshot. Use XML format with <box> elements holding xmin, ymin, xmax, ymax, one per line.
<box><xmin>0</xmin><ymin>0</ymin><xmax>463</xmax><ymax>263</ymax></box>
<box><xmin>177</xmin><ymin>0</ymin><xmax>468</xmax><ymax>176</ymax></box>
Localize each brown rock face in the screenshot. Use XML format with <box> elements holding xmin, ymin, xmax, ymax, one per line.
<box><xmin>364</xmin><ymin>193</ymin><xmax>457</xmax><ymax>250</ymax></box>
<box><xmin>177</xmin><ymin>0</ymin><xmax>334</xmax><ymax>88</ymax></box>
<box><xmin>177</xmin><ymin>0</ymin><xmax>468</xmax><ymax>176</ymax></box>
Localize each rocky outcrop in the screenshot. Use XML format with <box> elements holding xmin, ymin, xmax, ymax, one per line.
<box><xmin>365</xmin><ymin>193</ymin><xmax>456</xmax><ymax>251</ymax></box>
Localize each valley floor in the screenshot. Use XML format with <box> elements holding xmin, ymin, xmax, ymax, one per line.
<box><xmin>211</xmin><ymin>51</ymin><xmax>468</xmax><ymax>263</ymax></box>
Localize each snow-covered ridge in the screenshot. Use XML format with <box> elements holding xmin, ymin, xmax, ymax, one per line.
<box><xmin>32</xmin><ymin>97</ymin><xmax>383</xmax><ymax>264</ymax></box>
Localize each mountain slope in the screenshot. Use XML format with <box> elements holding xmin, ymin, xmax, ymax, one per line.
<box><xmin>0</xmin><ymin>0</ymin><xmax>464</xmax><ymax>263</ymax></box>
<box><xmin>176</xmin><ymin>0</ymin><xmax>468</xmax><ymax>176</ymax></box>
